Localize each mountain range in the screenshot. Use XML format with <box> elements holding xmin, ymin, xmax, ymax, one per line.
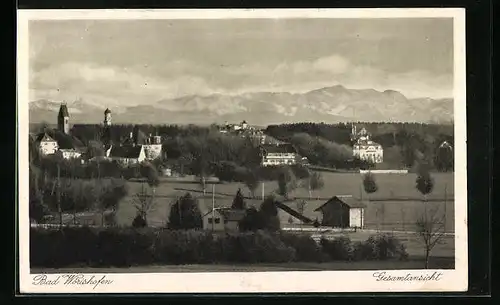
<box><xmin>28</xmin><ymin>85</ymin><xmax>454</xmax><ymax>126</ymax></box>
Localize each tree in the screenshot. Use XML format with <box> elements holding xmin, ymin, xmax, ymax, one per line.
<box><xmin>416</xmin><ymin>163</ymin><xmax>435</xmax><ymax>202</ymax></box>
<box><xmin>308</xmin><ymin>172</ymin><xmax>324</xmax><ymax>199</ymax></box>
<box><xmin>435</xmin><ymin>144</ymin><xmax>454</xmax><ymax>172</ymax></box>
<box><xmin>363</xmin><ymin>172</ymin><xmax>380</xmax><ymax>230</ymax></box>
<box><xmin>296</xmin><ymin>200</ymin><xmax>306</xmax><ymax>230</ymax></box>
<box><xmin>141</xmin><ymin>162</ymin><xmax>160</xmax><ymax>195</ymax></box>
<box><xmin>29</xmin><ymin>164</ymin><xmax>49</xmax><ymax>222</ymax></box>
<box><xmin>238</xmin><ymin>206</ymin><xmax>262</xmax><ymax>231</ymax></box>
<box><xmin>231</xmin><ymin>188</ymin><xmax>246</xmax><ymax>210</ymax></box>
<box><xmin>416</xmin><ymin>206</ymin><xmax>447</xmax><ymax>269</ymax></box>
<box><xmin>131</xmin><ymin>184</ymin><xmax>157</xmax><ymax>227</ymax></box>
<box><xmin>93</xmin><ymin>178</ymin><xmax>128</xmax><ymax>226</ymax></box>
<box><xmin>277</xmin><ymin>168</ymin><xmax>297</xmax><ymax>199</ymax></box>
<box><xmin>167</xmin><ymin>193</ymin><xmax>203</xmax><ymax>230</ymax></box>
<box><xmin>258</xmin><ymin>195</ymin><xmax>281</xmax><ymax>231</ymax></box>
<box><xmin>244</xmin><ymin>169</ymin><xmax>260</xmax><ymax>198</ymax></box>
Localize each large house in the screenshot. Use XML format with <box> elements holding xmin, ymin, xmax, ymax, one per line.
<box><xmin>351</xmin><ymin>126</ymin><xmax>384</xmax><ymax>164</ymax></box>
<box><xmin>202</xmin><ymin>207</ymin><xmax>247</xmax><ymax>232</ymax></box>
<box><xmin>314</xmin><ymin>196</ymin><xmax>366</xmax><ymax>229</ymax></box>
<box><xmin>106</xmin><ymin>145</ymin><xmax>146</xmax><ymax>165</ymax></box>
<box><xmin>35</xmin><ymin>133</ymin><xmax>59</xmax><ymax>155</ymax></box>
<box><xmin>260</xmin><ymin>143</ymin><xmax>307</xmax><ymax>167</ymax></box>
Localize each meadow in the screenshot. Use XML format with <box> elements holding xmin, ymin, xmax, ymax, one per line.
<box><xmin>115</xmin><ymin>171</ymin><xmax>455</xmax><ymax>233</ymax></box>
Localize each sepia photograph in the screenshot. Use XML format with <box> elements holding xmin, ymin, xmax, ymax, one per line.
<box><xmin>18</xmin><ymin>9</ymin><xmax>467</xmax><ymax>293</ymax></box>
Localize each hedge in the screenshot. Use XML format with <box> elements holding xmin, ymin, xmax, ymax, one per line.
<box><xmin>30</xmin><ymin>227</ymin><xmax>408</xmax><ymax>268</ymax></box>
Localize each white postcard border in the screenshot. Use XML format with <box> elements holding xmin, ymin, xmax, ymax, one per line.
<box><xmin>17</xmin><ymin>8</ymin><xmax>468</xmax><ymax>293</ymax></box>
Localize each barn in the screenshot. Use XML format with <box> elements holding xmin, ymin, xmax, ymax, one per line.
<box><xmin>314</xmin><ymin>196</ymin><xmax>366</xmax><ymax>229</ymax></box>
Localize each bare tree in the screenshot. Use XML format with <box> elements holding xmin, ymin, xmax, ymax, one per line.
<box><xmin>296</xmin><ymin>200</ymin><xmax>306</xmax><ymax>231</ymax></box>
<box><xmin>308</xmin><ymin>171</ymin><xmax>324</xmax><ymax>199</ymax></box>
<box><xmin>132</xmin><ymin>183</ymin><xmax>157</xmax><ymax>227</ymax></box>
<box><xmin>244</xmin><ymin>169</ymin><xmax>260</xmax><ymax>198</ymax></box>
<box><xmin>416</xmin><ymin>206</ymin><xmax>447</xmax><ymax>269</ymax></box>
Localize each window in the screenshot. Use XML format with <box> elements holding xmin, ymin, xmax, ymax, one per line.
<box><xmin>214</xmin><ymin>218</ymin><xmax>221</xmax><ymax>224</ymax></box>
<box><xmin>208</xmin><ymin>218</ymin><xmax>213</xmax><ymax>224</ymax></box>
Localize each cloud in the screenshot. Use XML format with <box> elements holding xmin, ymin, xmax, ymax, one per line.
<box><xmin>30</xmin><ymin>62</ymin><xmax>220</xmax><ymax>106</ymax></box>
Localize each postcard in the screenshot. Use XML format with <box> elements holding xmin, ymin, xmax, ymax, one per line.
<box><xmin>17</xmin><ymin>8</ymin><xmax>467</xmax><ymax>293</ymax></box>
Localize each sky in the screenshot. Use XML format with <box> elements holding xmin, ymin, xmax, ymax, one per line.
<box><xmin>29</xmin><ymin>18</ymin><xmax>454</xmax><ymax>107</ymax></box>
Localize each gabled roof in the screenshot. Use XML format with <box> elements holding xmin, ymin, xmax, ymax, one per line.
<box><xmin>275</xmin><ymin>201</ymin><xmax>313</xmax><ymax>224</ymax></box>
<box><xmin>203</xmin><ymin>207</ymin><xmax>247</xmax><ymax>222</ymax></box>
<box><xmin>58</xmin><ymin>104</ymin><xmax>69</xmax><ymax>117</ymax></box>
<box><xmin>314</xmin><ymin>196</ymin><xmax>366</xmax><ymax>211</ymax></box>
<box><xmin>109</xmin><ymin>145</ymin><xmax>143</xmax><ymax>159</ymax></box>
<box><xmin>261</xmin><ymin>143</ymin><xmax>297</xmax><ymax>154</ymax></box>
<box><xmin>104</xmin><ymin>108</ymin><xmax>111</xmax><ymax>114</ymax></box>
<box><xmin>219</xmin><ymin>208</ymin><xmax>247</xmax><ymax>221</ymax></box>
<box><xmin>35</xmin><ymin>133</ymin><xmax>57</xmax><ymax>143</ymax></box>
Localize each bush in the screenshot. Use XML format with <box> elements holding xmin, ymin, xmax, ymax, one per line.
<box><xmin>30</xmin><ymin>228</ymin><xmax>409</xmax><ymax>267</ymax></box>
<box><xmin>280</xmin><ymin>233</ymin><xmax>327</xmax><ymax>262</ymax></box>
<box><xmin>320</xmin><ymin>236</ymin><xmax>354</xmax><ymax>261</ymax></box>
<box><xmin>352</xmin><ymin>234</ymin><xmax>409</xmax><ymax>261</ymax></box>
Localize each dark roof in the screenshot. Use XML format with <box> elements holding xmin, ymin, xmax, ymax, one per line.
<box><xmin>109</xmin><ymin>145</ymin><xmax>143</xmax><ymax>159</ymax></box>
<box><xmin>261</xmin><ymin>143</ymin><xmax>297</xmax><ymax>154</ymax></box>
<box><xmin>314</xmin><ymin>196</ymin><xmax>366</xmax><ymax>211</ymax></box>
<box><xmin>203</xmin><ymin>208</ymin><xmax>247</xmax><ymax>222</ymax></box>
<box><xmin>58</xmin><ymin>104</ymin><xmax>69</xmax><ymax>118</ymax></box>
<box><xmin>219</xmin><ymin>208</ymin><xmax>247</xmax><ymax>221</ymax></box>
<box><xmin>104</xmin><ymin>108</ymin><xmax>111</xmax><ymax>114</ymax></box>
<box><xmin>275</xmin><ymin>201</ymin><xmax>313</xmax><ymax>223</ymax></box>
<box><xmin>35</xmin><ymin>133</ymin><xmax>56</xmax><ymax>143</ymax></box>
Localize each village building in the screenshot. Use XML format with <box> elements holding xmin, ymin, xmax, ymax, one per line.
<box><xmin>439</xmin><ymin>140</ymin><xmax>453</xmax><ymax>150</ymax></box>
<box><xmin>35</xmin><ymin>133</ymin><xmax>59</xmax><ymax>155</ymax></box>
<box><xmin>314</xmin><ymin>196</ymin><xmax>366</xmax><ymax>229</ymax></box>
<box><xmin>202</xmin><ymin>207</ymin><xmax>247</xmax><ymax>232</ymax></box>
<box><xmin>57</xmin><ymin>103</ymin><xmax>70</xmax><ymax>135</ymax></box>
<box><xmin>351</xmin><ymin>126</ymin><xmax>384</xmax><ymax>164</ymax></box>
<box><xmin>56</xmin><ymin>148</ymin><xmax>83</xmax><ymax>160</ymax></box>
<box><xmin>106</xmin><ymin>145</ymin><xmax>146</xmax><ymax>165</ymax></box>
<box><xmin>143</xmin><ymin>134</ymin><xmax>163</xmax><ymax>160</ymax></box>
<box><xmin>260</xmin><ymin>143</ymin><xmax>306</xmax><ymax>167</ymax></box>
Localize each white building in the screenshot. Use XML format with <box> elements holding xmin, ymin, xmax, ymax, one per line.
<box><xmin>202</xmin><ymin>208</ymin><xmax>247</xmax><ymax>232</ymax></box>
<box><xmin>143</xmin><ymin>135</ymin><xmax>163</xmax><ymax>160</ymax></box>
<box><xmin>56</xmin><ymin>149</ymin><xmax>82</xmax><ymax>160</ymax></box>
<box><xmin>351</xmin><ymin>126</ymin><xmax>383</xmax><ymax>164</ymax></box>
<box><xmin>260</xmin><ymin>143</ymin><xmax>303</xmax><ymax>167</ymax></box>
<box><xmin>35</xmin><ymin>133</ymin><xmax>59</xmax><ymax>155</ymax></box>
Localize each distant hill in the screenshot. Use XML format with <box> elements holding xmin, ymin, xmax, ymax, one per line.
<box><xmin>29</xmin><ymin>85</ymin><xmax>454</xmax><ymax>125</ymax></box>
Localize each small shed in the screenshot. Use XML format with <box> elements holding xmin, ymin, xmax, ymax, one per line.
<box><xmin>202</xmin><ymin>207</ymin><xmax>247</xmax><ymax>232</ymax></box>
<box><xmin>314</xmin><ymin>196</ymin><xmax>366</xmax><ymax>229</ymax></box>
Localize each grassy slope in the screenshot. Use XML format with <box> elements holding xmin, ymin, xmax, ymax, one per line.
<box><xmin>116</xmin><ymin>172</ymin><xmax>455</xmax><ymax>232</ymax></box>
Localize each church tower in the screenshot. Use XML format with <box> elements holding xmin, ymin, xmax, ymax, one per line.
<box><xmin>57</xmin><ymin>103</ymin><xmax>70</xmax><ymax>134</ymax></box>
<box><xmin>104</xmin><ymin>108</ymin><xmax>112</xmax><ymax>126</ymax></box>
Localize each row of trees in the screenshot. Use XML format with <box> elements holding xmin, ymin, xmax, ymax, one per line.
<box><xmin>29</xmin><ymin>160</ymin><xmax>129</xmax><ymax>224</ymax></box>
<box><xmin>265</xmin><ymin>122</ymin><xmax>454</xmax><ymax>171</ymax></box>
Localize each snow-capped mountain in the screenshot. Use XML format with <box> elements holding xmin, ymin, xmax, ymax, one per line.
<box><xmin>28</xmin><ymin>85</ymin><xmax>454</xmax><ymax>125</ymax></box>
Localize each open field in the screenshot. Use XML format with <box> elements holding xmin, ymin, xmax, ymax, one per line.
<box><xmin>115</xmin><ymin>171</ymin><xmax>455</xmax><ymax>233</ymax></box>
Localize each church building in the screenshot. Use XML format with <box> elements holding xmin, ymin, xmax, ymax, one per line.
<box><xmin>351</xmin><ymin>125</ymin><xmax>384</xmax><ymax>164</ymax></box>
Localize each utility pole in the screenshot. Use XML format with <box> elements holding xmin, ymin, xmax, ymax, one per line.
<box><xmin>57</xmin><ymin>163</ymin><xmax>62</xmax><ymax>228</ymax></box>
<box><xmin>444</xmin><ymin>184</ymin><xmax>447</xmax><ymax>233</ymax></box>
<box><xmin>212</xmin><ymin>184</ymin><xmax>215</xmax><ymax>232</ymax></box>
<box><xmin>262</xmin><ymin>181</ymin><xmax>265</xmax><ymax>200</ymax></box>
